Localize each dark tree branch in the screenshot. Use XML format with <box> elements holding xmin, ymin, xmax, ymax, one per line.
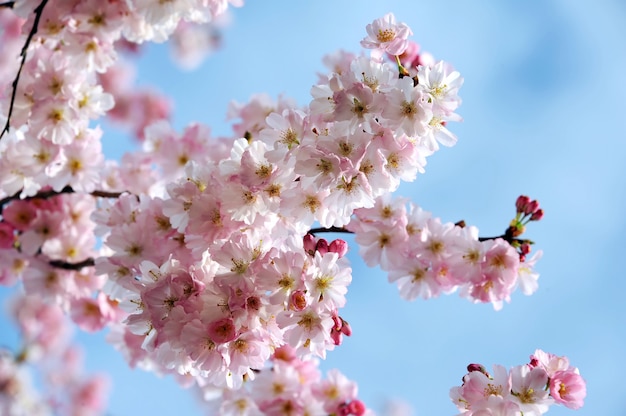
<box><xmin>0</xmin><ymin>186</ymin><xmax>125</xmax><ymax>215</ymax></box>
<box><xmin>49</xmin><ymin>257</ymin><xmax>96</xmax><ymax>271</ymax></box>
<box><xmin>0</xmin><ymin>0</ymin><xmax>49</xmax><ymax>140</ymax></box>
<box><xmin>308</xmin><ymin>226</ymin><xmax>352</xmax><ymax>235</ymax></box>
<box><xmin>0</xmin><ymin>2</ymin><xmax>16</xmax><ymax>9</ymax></box>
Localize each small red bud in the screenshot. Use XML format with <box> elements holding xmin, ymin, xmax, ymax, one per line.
<box><xmin>516</xmin><ymin>195</ymin><xmax>531</xmax><ymax>213</ymax></box>
<box><xmin>316</xmin><ymin>238</ymin><xmax>329</xmax><ymax>255</ymax></box>
<box><xmin>467</xmin><ymin>363</ymin><xmax>489</xmax><ymax>377</ymax></box>
<box><xmin>530</xmin><ymin>208</ymin><xmax>544</xmax><ymax>221</ymax></box>
<box><xmin>329</xmin><ymin>239</ymin><xmax>348</xmax><ymax>258</ymax></box>
<box><xmin>348</xmin><ymin>400</ymin><xmax>366</xmax><ymax>415</ymax></box>
<box><xmin>525</xmin><ymin>199</ymin><xmax>540</xmax><ymax>215</ymax></box>
<box><xmin>340</xmin><ymin>318</ymin><xmax>352</xmax><ymax>336</ymax></box>
<box><xmin>290</xmin><ymin>291</ymin><xmax>307</xmax><ymax>311</ymax></box>
<box><xmin>303</xmin><ymin>234</ymin><xmax>317</xmax><ymax>256</ymax></box>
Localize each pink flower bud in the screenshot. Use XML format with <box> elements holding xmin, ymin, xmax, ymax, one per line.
<box><xmin>340</xmin><ymin>318</ymin><xmax>352</xmax><ymax>336</ymax></box>
<box><xmin>516</xmin><ymin>195</ymin><xmax>530</xmax><ymax>213</ymax></box>
<box><xmin>330</xmin><ymin>329</ymin><xmax>343</xmax><ymax>346</ymax></box>
<box><xmin>207</xmin><ymin>318</ymin><xmax>237</xmax><ymax>344</ymax></box>
<box><xmin>329</xmin><ymin>239</ymin><xmax>348</xmax><ymax>258</ymax></box>
<box><xmin>332</xmin><ymin>314</ymin><xmax>343</xmax><ymax>331</ymax></box>
<box><xmin>467</xmin><ymin>363</ymin><xmax>489</xmax><ymax>377</ymax></box>
<box><xmin>303</xmin><ymin>234</ymin><xmax>317</xmax><ymax>256</ymax></box>
<box><xmin>316</xmin><ymin>238</ymin><xmax>329</xmax><ymax>255</ymax></box>
<box><xmin>348</xmin><ymin>400</ymin><xmax>366</xmax><ymax>416</ymax></box>
<box><xmin>525</xmin><ymin>199</ymin><xmax>540</xmax><ymax>215</ymax></box>
<box><xmin>530</xmin><ymin>208</ymin><xmax>544</xmax><ymax>221</ymax></box>
<box><xmin>290</xmin><ymin>290</ymin><xmax>307</xmax><ymax>311</ymax></box>
<box><xmin>520</xmin><ymin>243</ymin><xmax>531</xmax><ymax>255</ymax></box>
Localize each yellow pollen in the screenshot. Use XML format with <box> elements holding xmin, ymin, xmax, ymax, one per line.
<box><xmin>337</xmin><ymin>176</ymin><xmax>359</xmax><ymax>194</ymax></box>
<box><xmin>231</xmin><ymin>258</ymin><xmax>249</xmax><ymax>274</ymax></box>
<box><xmin>362</xmin><ymin>72</ymin><xmax>379</xmax><ymax>91</ymax></box>
<box><xmin>68</xmin><ymin>158</ymin><xmax>82</xmax><ymax>175</ymax></box>
<box><xmin>316</xmin><ymin>159</ymin><xmax>332</xmax><ymax>174</ymax></box>
<box><xmin>125</xmin><ymin>243</ymin><xmax>143</xmax><ymax>257</ymax></box>
<box><xmin>431</xmin><ymin>84</ymin><xmax>447</xmax><ymax>98</ymax></box>
<box><xmin>178</xmin><ymin>154</ymin><xmax>189</xmax><ymax>166</ymax></box>
<box><xmin>280</xmin><ymin>128</ymin><xmax>299</xmax><ymax>148</ymax></box>
<box><xmin>464</xmin><ymin>250</ymin><xmax>480</xmax><ymax>264</ymax></box>
<box><xmin>387</xmin><ymin>153</ymin><xmax>400</xmax><ymax>169</ymax></box>
<box><xmin>242</xmin><ymin>190</ymin><xmax>256</xmax><ymax>205</ymax></box>
<box><xmin>255</xmin><ymin>163</ymin><xmax>272</xmax><ymax>179</ymax></box>
<box><xmin>49</xmin><ymin>77</ymin><xmax>63</xmax><ymax>95</ymax></box>
<box><xmin>428</xmin><ymin>240</ymin><xmax>444</xmax><ymax>254</ymax></box>
<box><xmin>351</xmin><ymin>98</ymin><xmax>366</xmax><ymax>117</ymax></box>
<box><xmin>315</xmin><ymin>275</ymin><xmax>332</xmax><ymax>291</ymax></box>
<box><xmin>490</xmin><ymin>253</ymin><xmax>507</xmax><ymax>268</ymax></box>
<box><xmin>34</xmin><ymin>151</ymin><xmax>50</xmax><ymax>164</ymax></box>
<box><xmin>304</xmin><ymin>195</ymin><xmax>320</xmax><ymax>213</ymax></box>
<box><xmin>278</xmin><ymin>274</ymin><xmax>294</xmax><ymax>289</ymax></box>
<box><xmin>378</xmin><ymin>233</ymin><xmax>390</xmax><ymax>247</ymax></box>
<box><xmin>48</xmin><ymin>109</ymin><xmax>64</xmax><ymax>123</ymax></box>
<box><xmin>338</xmin><ymin>141</ymin><xmax>353</xmax><ymax>156</ymax></box>
<box><xmin>85</xmin><ymin>40</ymin><xmax>98</xmax><ymax>53</ymax></box>
<box><xmin>377</xmin><ymin>28</ymin><xmax>396</xmax><ymax>43</ymax></box>
<box><xmin>234</xmin><ymin>339</ymin><xmax>249</xmax><ymax>353</ymax></box>
<box><xmin>265</xmin><ymin>183</ymin><xmax>281</xmax><ymax>198</ymax></box>
<box><xmin>484</xmin><ymin>383</ymin><xmax>503</xmax><ymax>397</ymax></box>
<box><xmin>401</xmin><ymin>101</ymin><xmax>417</xmax><ymax>117</ymax></box>
<box><xmin>359</xmin><ymin>160</ymin><xmax>374</xmax><ymax>176</ymax></box>
<box><xmin>411</xmin><ymin>268</ymin><xmax>425</xmax><ymax>283</ymax></box>
<box><xmin>88</xmin><ymin>13</ymin><xmax>106</xmax><ymax>26</ymax></box>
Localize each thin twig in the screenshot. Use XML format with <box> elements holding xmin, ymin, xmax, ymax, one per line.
<box><xmin>308</xmin><ymin>226</ymin><xmax>352</xmax><ymax>235</ymax></box>
<box><xmin>49</xmin><ymin>257</ymin><xmax>96</xmax><ymax>271</ymax></box>
<box><xmin>0</xmin><ymin>186</ymin><xmax>125</xmax><ymax>214</ymax></box>
<box><xmin>0</xmin><ymin>0</ymin><xmax>49</xmax><ymax>140</ymax></box>
<box><xmin>0</xmin><ymin>2</ymin><xmax>16</xmax><ymax>9</ymax></box>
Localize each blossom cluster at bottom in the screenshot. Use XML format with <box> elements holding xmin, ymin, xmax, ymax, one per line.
<box><xmin>450</xmin><ymin>349</ymin><xmax>586</xmax><ymax>415</ymax></box>
<box><xmin>202</xmin><ymin>345</ymin><xmax>368</xmax><ymax>416</ymax></box>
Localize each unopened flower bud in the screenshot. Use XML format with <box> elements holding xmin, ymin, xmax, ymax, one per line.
<box><xmin>467</xmin><ymin>363</ymin><xmax>489</xmax><ymax>377</ymax></box>
<box><xmin>316</xmin><ymin>238</ymin><xmax>329</xmax><ymax>255</ymax></box>
<box><xmin>332</xmin><ymin>314</ymin><xmax>343</xmax><ymax>331</ymax></box>
<box><xmin>348</xmin><ymin>400</ymin><xmax>366</xmax><ymax>416</ymax></box>
<box><xmin>520</xmin><ymin>243</ymin><xmax>531</xmax><ymax>255</ymax></box>
<box><xmin>303</xmin><ymin>234</ymin><xmax>317</xmax><ymax>256</ymax></box>
<box><xmin>516</xmin><ymin>195</ymin><xmax>531</xmax><ymax>213</ymax></box>
<box><xmin>290</xmin><ymin>291</ymin><xmax>307</xmax><ymax>311</ymax></box>
<box><xmin>340</xmin><ymin>318</ymin><xmax>352</xmax><ymax>336</ymax></box>
<box><xmin>329</xmin><ymin>239</ymin><xmax>348</xmax><ymax>258</ymax></box>
<box><xmin>530</xmin><ymin>208</ymin><xmax>544</xmax><ymax>221</ymax></box>
<box><xmin>525</xmin><ymin>199</ymin><xmax>540</xmax><ymax>215</ymax></box>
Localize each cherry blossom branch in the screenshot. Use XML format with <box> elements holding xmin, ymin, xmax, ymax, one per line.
<box><xmin>48</xmin><ymin>257</ymin><xmax>96</xmax><ymax>271</ymax></box>
<box><xmin>0</xmin><ymin>0</ymin><xmax>49</xmax><ymax>140</ymax></box>
<box><xmin>308</xmin><ymin>226</ymin><xmax>352</xmax><ymax>235</ymax></box>
<box><xmin>0</xmin><ymin>187</ymin><xmax>125</xmax><ymax>214</ymax></box>
<box><xmin>0</xmin><ymin>2</ymin><xmax>15</xmax><ymax>9</ymax></box>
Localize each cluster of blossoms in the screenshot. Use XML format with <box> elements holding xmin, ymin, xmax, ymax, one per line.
<box><xmin>89</xmin><ymin>12</ymin><xmax>472</xmax><ymax>396</ymax></box>
<box><xmin>0</xmin><ymin>0</ymin><xmax>241</xmax><ymax>198</ymax></box>
<box><xmin>203</xmin><ymin>345</ymin><xmax>367</xmax><ymax>415</ymax></box>
<box><xmin>0</xmin><ymin>4</ymin><xmax>587</xmax><ymax>415</ymax></box>
<box><xmin>450</xmin><ymin>350</ymin><xmax>587</xmax><ymax>415</ymax></box>
<box><xmin>347</xmin><ymin>194</ymin><xmax>544</xmax><ymax>310</ymax></box>
<box><xmin>0</xmin><ymin>293</ymin><xmax>109</xmax><ymax>416</ymax></box>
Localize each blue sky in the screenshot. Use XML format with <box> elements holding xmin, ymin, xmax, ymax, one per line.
<box><xmin>2</xmin><ymin>1</ymin><xmax>626</xmax><ymax>415</ymax></box>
